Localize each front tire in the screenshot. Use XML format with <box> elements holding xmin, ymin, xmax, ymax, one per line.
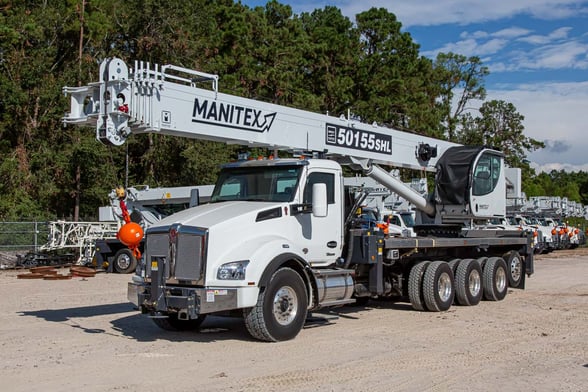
<box><xmin>243</xmin><ymin>267</ymin><xmax>308</xmax><ymax>342</ymax></box>
<box><xmin>113</xmin><ymin>248</ymin><xmax>137</xmax><ymax>274</ymax></box>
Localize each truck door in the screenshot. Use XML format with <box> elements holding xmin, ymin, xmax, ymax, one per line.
<box><xmin>298</xmin><ymin>170</ymin><xmax>343</xmax><ymax>267</ymax></box>
<box><xmin>470</xmin><ymin>151</ymin><xmax>506</xmax><ymax>218</ymax></box>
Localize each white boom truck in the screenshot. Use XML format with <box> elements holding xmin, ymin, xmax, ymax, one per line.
<box><xmin>63</xmin><ymin>58</ymin><xmax>533</xmax><ymax>342</ymax></box>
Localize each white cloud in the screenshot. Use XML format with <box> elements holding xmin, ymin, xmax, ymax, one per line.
<box><xmin>456</xmin><ymin>27</ymin><xmax>533</xmax><ymax>42</ymax></box>
<box><xmin>493</xmin><ymin>27</ymin><xmax>534</xmax><ymax>39</ymax></box>
<box><xmin>489</xmin><ymin>81</ymin><xmax>588</xmax><ymax>171</ymax></box>
<box><xmin>531</xmin><ymin>162</ymin><xmax>588</xmax><ymax>173</ymax></box>
<box><xmin>460</xmin><ymin>30</ymin><xmax>489</xmax><ymax>40</ymax></box>
<box><xmin>315</xmin><ymin>0</ymin><xmax>588</xmax><ymax>27</ymax></box>
<box><xmin>513</xmin><ymin>40</ymin><xmax>588</xmax><ymax>69</ymax></box>
<box><xmin>423</xmin><ymin>38</ymin><xmax>509</xmax><ymax>58</ymax></box>
<box><xmin>425</xmin><ymin>27</ymin><xmax>587</xmax><ymax>72</ymax></box>
<box><xmin>518</xmin><ymin>26</ymin><xmax>572</xmax><ymax>44</ymax></box>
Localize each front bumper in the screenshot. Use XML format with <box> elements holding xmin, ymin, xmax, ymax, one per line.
<box><xmin>127</xmin><ymin>281</ymin><xmax>239</xmax><ymax>317</ymax></box>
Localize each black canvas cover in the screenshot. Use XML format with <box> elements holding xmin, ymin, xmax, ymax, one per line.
<box><xmin>434</xmin><ymin>146</ymin><xmax>484</xmax><ymax>205</ymax></box>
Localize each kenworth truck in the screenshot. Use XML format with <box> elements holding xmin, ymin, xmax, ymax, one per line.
<box><xmin>63</xmin><ymin>58</ymin><xmax>533</xmax><ymax>342</ymax></box>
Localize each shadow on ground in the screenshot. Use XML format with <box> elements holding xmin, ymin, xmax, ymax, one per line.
<box><xmin>16</xmin><ymin>298</ymin><xmax>412</xmax><ymax>343</ymax></box>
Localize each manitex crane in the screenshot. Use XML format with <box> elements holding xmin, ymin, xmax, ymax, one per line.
<box><xmin>63</xmin><ymin>58</ymin><xmax>532</xmax><ymax>342</ymax></box>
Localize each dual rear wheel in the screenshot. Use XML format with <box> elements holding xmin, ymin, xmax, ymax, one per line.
<box><xmin>409</xmin><ymin>260</ymin><xmax>454</xmax><ymax>312</ymax></box>
<box><xmin>409</xmin><ymin>255</ymin><xmax>511</xmax><ymax>311</ymax></box>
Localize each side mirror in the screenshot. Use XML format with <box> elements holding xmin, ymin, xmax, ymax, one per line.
<box><xmin>312</xmin><ymin>183</ymin><xmax>328</xmax><ymax>217</ymax></box>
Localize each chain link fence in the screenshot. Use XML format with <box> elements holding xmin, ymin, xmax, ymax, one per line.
<box><xmin>0</xmin><ymin>222</ymin><xmax>50</xmax><ymax>269</ymax></box>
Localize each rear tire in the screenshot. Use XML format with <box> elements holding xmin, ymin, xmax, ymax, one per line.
<box><xmin>408</xmin><ymin>261</ymin><xmax>431</xmax><ymax>311</ymax></box>
<box><xmin>152</xmin><ymin>313</ymin><xmax>207</xmax><ymax>331</ymax></box>
<box><xmin>422</xmin><ymin>261</ymin><xmax>454</xmax><ymax>312</ymax></box>
<box><xmin>483</xmin><ymin>257</ymin><xmax>508</xmax><ymax>301</ymax></box>
<box><xmin>243</xmin><ymin>267</ymin><xmax>308</xmax><ymax>342</ymax></box>
<box><xmin>113</xmin><ymin>248</ymin><xmax>137</xmax><ymax>274</ymax></box>
<box><xmin>447</xmin><ymin>258</ymin><xmax>461</xmax><ymax>274</ymax></box>
<box><xmin>455</xmin><ymin>259</ymin><xmax>482</xmax><ymax>306</ymax></box>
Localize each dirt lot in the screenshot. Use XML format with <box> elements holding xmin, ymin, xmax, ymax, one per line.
<box><xmin>1</xmin><ymin>251</ymin><xmax>587</xmax><ymax>392</ymax></box>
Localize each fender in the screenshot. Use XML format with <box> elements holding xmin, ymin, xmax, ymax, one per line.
<box><xmin>258</xmin><ymin>252</ymin><xmax>319</xmax><ymax>309</ymax></box>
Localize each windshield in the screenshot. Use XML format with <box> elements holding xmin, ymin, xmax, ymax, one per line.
<box><xmin>400</xmin><ymin>213</ymin><xmax>415</xmax><ymax>227</ymax></box>
<box><xmin>211</xmin><ymin>165</ymin><xmax>302</xmax><ymax>203</ymax></box>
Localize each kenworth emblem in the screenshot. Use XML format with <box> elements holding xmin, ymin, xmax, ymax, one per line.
<box><xmin>192</xmin><ymin>98</ymin><xmax>276</xmax><ymax>133</ymax></box>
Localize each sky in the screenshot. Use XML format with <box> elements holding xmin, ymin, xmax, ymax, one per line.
<box><xmin>240</xmin><ymin>0</ymin><xmax>588</xmax><ymax>173</ymax></box>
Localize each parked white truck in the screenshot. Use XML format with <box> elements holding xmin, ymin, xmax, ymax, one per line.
<box><xmin>63</xmin><ymin>58</ymin><xmax>533</xmax><ymax>341</ymax></box>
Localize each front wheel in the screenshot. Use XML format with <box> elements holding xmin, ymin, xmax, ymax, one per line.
<box><xmin>113</xmin><ymin>248</ymin><xmax>137</xmax><ymax>274</ymax></box>
<box><xmin>243</xmin><ymin>267</ymin><xmax>308</xmax><ymax>342</ymax></box>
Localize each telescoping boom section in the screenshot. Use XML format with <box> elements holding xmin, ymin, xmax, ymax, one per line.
<box><xmin>63</xmin><ymin>58</ymin><xmax>457</xmax><ymax>171</ymax></box>
<box><xmin>63</xmin><ymin>58</ymin><xmax>532</xmax><ymax>342</ymax></box>
<box><xmin>62</xmin><ymin>58</ymin><xmax>505</xmax><ymax>221</ymax></box>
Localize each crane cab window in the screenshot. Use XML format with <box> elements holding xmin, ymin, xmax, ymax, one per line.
<box><xmin>472</xmin><ymin>153</ymin><xmax>501</xmax><ymax>196</ymax></box>
<box><xmin>303</xmin><ymin>172</ymin><xmax>335</xmax><ymax>204</ymax></box>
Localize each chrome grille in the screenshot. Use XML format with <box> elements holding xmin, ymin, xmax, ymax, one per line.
<box><xmin>145</xmin><ymin>225</ymin><xmax>207</xmax><ymax>283</ymax></box>
<box><xmin>174</xmin><ymin>234</ymin><xmax>204</xmax><ymax>281</ymax></box>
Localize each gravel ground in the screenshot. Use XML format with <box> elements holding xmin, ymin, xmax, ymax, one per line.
<box><xmin>0</xmin><ymin>249</ymin><xmax>587</xmax><ymax>392</ymax></box>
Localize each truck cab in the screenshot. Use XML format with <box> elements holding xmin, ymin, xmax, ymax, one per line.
<box><xmin>131</xmin><ymin>158</ymin><xmax>355</xmax><ymax>341</ymax></box>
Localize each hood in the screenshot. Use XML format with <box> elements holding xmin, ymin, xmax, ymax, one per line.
<box><xmin>151</xmin><ymin>201</ymin><xmax>282</xmax><ymax>229</ymax></box>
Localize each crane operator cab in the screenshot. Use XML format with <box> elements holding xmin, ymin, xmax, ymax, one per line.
<box><xmin>432</xmin><ymin>146</ymin><xmax>506</xmax><ymax>224</ymax></box>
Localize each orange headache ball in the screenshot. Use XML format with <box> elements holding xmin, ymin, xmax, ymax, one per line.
<box><xmin>118</xmin><ymin>222</ymin><xmax>144</xmax><ymax>247</ymax></box>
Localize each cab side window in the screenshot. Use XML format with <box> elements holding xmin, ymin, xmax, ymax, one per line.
<box><xmin>472</xmin><ymin>153</ymin><xmax>501</xmax><ymax>196</ymax></box>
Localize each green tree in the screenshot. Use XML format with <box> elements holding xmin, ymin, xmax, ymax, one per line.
<box><xmin>456</xmin><ymin>100</ymin><xmax>544</xmax><ymax>168</ymax></box>
<box><xmin>434</xmin><ymin>52</ymin><xmax>489</xmax><ymax>141</ymax></box>
<box><xmin>353</xmin><ymin>8</ymin><xmax>443</xmax><ymax>137</ymax></box>
<box><xmin>299</xmin><ymin>6</ymin><xmax>357</xmax><ymax>114</ymax></box>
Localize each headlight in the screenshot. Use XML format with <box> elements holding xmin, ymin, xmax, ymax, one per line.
<box><xmin>217</xmin><ymin>260</ymin><xmax>249</xmax><ymax>280</ymax></box>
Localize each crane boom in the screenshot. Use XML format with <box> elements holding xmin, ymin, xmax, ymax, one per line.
<box><xmin>63</xmin><ymin>58</ymin><xmax>458</xmax><ymax>172</ymax></box>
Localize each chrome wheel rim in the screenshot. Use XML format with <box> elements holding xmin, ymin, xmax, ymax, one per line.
<box><xmin>117</xmin><ymin>253</ymin><xmax>131</xmax><ymax>269</ymax></box>
<box><xmin>469</xmin><ymin>269</ymin><xmax>481</xmax><ymax>297</ymax></box>
<box><xmin>510</xmin><ymin>257</ymin><xmax>521</xmax><ymax>283</ymax></box>
<box><xmin>496</xmin><ymin>267</ymin><xmax>507</xmax><ymax>291</ymax></box>
<box><xmin>438</xmin><ymin>272</ymin><xmax>453</xmax><ymax>302</ymax></box>
<box><xmin>273</xmin><ymin>286</ymin><xmax>298</xmax><ymax>326</ymax></box>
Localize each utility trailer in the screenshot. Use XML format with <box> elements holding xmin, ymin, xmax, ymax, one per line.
<box><xmin>63</xmin><ymin>58</ymin><xmax>533</xmax><ymax>341</ymax></box>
